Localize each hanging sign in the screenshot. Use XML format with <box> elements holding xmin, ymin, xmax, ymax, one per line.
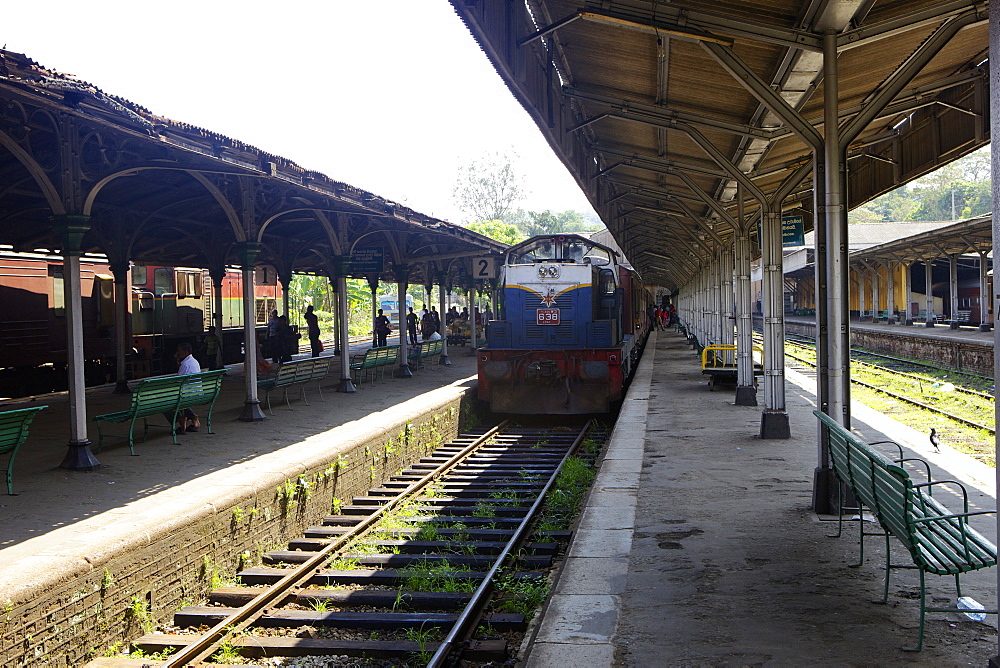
<box><xmin>350</xmin><ymin>248</ymin><xmax>384</xmax><ymax>274</ymax></box>
<box><xmin>473</xmin><ymin>256</ymin><xmax>497</xmax><ymax>280</ymax></box>
<box><xmin>756</xmin><ymin>216</ymin><xmax>806</xmax><ymax>247</ymax></box>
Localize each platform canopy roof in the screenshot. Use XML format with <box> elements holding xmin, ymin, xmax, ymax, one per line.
<box><xmin>848</xmin><ymin>214</ymin><xmax>993</xmax><ymax>264</ymax></box>
<box><xmin>450</xmin><ymin>1</ymin><xmax>990</xmax><ymax>290</ymax></box>
<box><xmin>0</xmin><ymin>50</ymin><xmax>505</xmax><ymax>286</ymax></box>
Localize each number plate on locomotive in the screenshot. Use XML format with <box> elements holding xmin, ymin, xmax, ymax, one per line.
<box><xmin>536</xmin><ymin>308</ymin><xmax>560</xmax><ymax>325</ymax></box>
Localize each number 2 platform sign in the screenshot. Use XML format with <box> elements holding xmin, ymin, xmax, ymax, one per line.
<box><xmin>473</xmin><ymin>256</ymin><xmax>497</xmax><ymax>280</ymax></box>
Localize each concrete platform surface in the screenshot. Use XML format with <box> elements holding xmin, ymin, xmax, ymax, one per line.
<box><xmin>785</xmin><ymin>314</ymin><xmax>994</xmax><ymax>347</ymax></box>
<box><xmin>526</xmin><ymin>330</ymin><xmax>999</xmax><ymax>666</ymax></box>
<box><xmin>0</xmin><ymin>338</ymin><xmax>477</xmax><ymax>574</ymax></box>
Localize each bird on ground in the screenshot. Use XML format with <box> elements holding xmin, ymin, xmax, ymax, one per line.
<box><xmin>929</xmin><ymin>428</ymin><xmax>940</xmax><ymax>453</ymax></box>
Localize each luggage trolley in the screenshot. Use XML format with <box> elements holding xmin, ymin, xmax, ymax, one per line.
<box><xmin>700</xmin><ymin>344</ymin><xmax>764</xmax><ymax>390</ymax></box>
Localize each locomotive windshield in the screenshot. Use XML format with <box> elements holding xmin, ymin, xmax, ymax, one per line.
<box><xmin>508</xmin><ymin>235</ymin><xmax>614</xmax><ymax>267</ymax></box>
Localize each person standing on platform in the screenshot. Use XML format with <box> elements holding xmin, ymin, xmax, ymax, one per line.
<box><xmin>374</xmin><ymin>308</ymin><xmax>391</xmax><ymax>347</ymax></box>
<box><xmin>274</xmin><ymin>315</ymin><xmax>295</xmax><ymax>363</ymax></box>
<box><xmin>430</xmin><ymin>306</ymin><xmax>441</xmax><ymax>334</ymax></box>
<box><xmin>406</xmin><ymin>307</ymin><xmax>418</xmax><ymax>346</ymax></box>
<box><xmin>264</xmin><ymin>309</ymin><xmax>278</xmax><ymax>362</ymax></box>
<box><xmin>203</xmin><ymin>326</ymin><xmax>222</xmax><ymax>370</ymax></box>
<box><xmin>304</xmin><ymin>305</ymin><xmax>321</xmax><ymax>357</ymax></box>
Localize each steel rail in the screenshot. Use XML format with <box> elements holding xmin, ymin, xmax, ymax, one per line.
<box><xmin>784</xmin><ymin>332</ymin><xmax>993</xmax><ymax>384</ymax></box>
<box><xmin>163</xmin><ymin>420</ymin><xmax>509</xmax><ymax>667</ymax></box>
<box><xmin>784</xmin><ymin>350</ymin><xmax>995</xmax><ymax>434</ymax></box>
<box><xmin>784</xmin><ymin>337</ymin><xmax>994</xmax><ymax>400</ymax></box>
<box><xmin>428</xmin><ymin>421</ymin><xmax>592</xmax><ymax>667</ymax></box>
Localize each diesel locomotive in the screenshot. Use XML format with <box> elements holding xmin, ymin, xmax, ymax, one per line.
<box><xmin>478</xmin><ymin>234</ymin><xmax>650</xmax><ymax>414</ymax></box>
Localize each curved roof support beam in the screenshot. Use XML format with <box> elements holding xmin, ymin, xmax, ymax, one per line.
<box><xmin>670</xmin><ymin>171</ymin><xmax>739</xmax><ymax>230</ymax></box>
<box><xmin>0</xmin><ymin>129</ymin><xmax>63</xmax><ymax>214</ymax></box>
<box><xmin>183</xmin><ymin>171</ymin><xmax>245</xmax><ymax>242</ymax></box>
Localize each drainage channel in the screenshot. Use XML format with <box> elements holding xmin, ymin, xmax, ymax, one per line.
<box><xmin>88</xmin><ymin>421</ymin><xmax>606</xmax><ymax>667</ymax></box>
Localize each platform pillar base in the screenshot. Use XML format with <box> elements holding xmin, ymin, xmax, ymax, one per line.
<box><xmin>394</xmin><ymin>364</ymin><xmax>413</xmax><ymax>379</ymax></box>
<box><xmin>981</xmin><ymin>324</ymin><xmax>992</xmax><ymax>332</ymax></box>
<box><xmin>60</xmin><ymin>440</ymin><xmax>101</xmax><ymax>471</ymax></box>
<box><xmin>924</xmin><ymin>321</ymin><xmax>935</xmax><ymax>328</ymax></box>
<box><xmin>735</xmin><ymin>385</ymin><xmax>757</xmax><ymax>406</ymax></box>
<box><xmin>112</xmin><ymin>380</ymin><xmax>131</xmax><ymax>395</ymax></box>
<box><xmin>886</xmin><ymin>316</ymin><xmax>896</xmax><ymax>325</ymax></box>
<box><xmin>950</xmin><ymin>323</ymin><xmax>959</xmax><ymax>330</ymax></box>
<box><xmin>336</xmin><ymin>377</ymin><xmax>356</xmax><ymax>393</ymax></box>
<box><xmin>439</xmin><ymin>354</ymin><xmax>451</xmax><ymax>366</ymax></box>
<box><xmin>905</xmin><ymin>319</ymin><xmax>914</xmax><ymax>326</ymax></box>
<box><xmin>239</xmin><ymin>401</ymin><xmax>267</xmax><ymax>422</ymax></box>
<box><xmin>811</xmin><ymin>466</ymin><xmax>838</xmax><ymax>514</ymax></box>
<box><xmin>760</xmin><ymin>411</ymin><xmax>790</xmax><ymax>439</ymax></box>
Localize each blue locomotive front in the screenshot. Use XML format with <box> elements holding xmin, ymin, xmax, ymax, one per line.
<box><xmin>478</xmin><ymin>234</ymin><xmax>645</xmax><ymax>414</ymax></box>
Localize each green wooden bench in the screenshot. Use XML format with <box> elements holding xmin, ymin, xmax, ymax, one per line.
<box><xmin>873</xmin><ymin>309</ymin><xmax>890</xmax><ymax>322</ymax></box>
<box><xmin>257</xmin><ymin>357</ymin><xmax>331</xmax><ymax>414</ymax></box>
<box><xmin>0</xmin><ymin>405</ymin><xmax>47</xmax><ymax>495</ymax></box>
<box><xmin>815</xmin><ymin>410</ymin><xmax>997</xmax><ymax>650</ymax></box>
<box><xmin>349</xmin><ymin>345</ymin><xmax>399</xmax><ymax>385</ymax></box>
<box><xmin>94</xmin><ymin>369</ymin><xmax>227</xmax><ymax>454</ymax></box>
<box><xmin>408</xmin><ymin>339</ymin><xmax>444</xmax><ymax>368</ymax></box>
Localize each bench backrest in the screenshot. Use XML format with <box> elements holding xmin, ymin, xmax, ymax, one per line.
<box><xmin>176</xmin><ymin>369</ymin><xmax>227</xmax><ymax>409</ymax></box>
<box><xmin>815</xmin><ymin>410</ymin><xmax>933</xmax><ymax>560</ymax></box>
<box><xmin>308</xmin><ymin>357</ymin><xmax>330</xmax><ymax>380</ymax></box>
<box><xmin>132</xmin><ymin>376</ymin><xmax>190</xmax><ymax>414</ymax></box>
<box><xmin>0</xmin><ymin>406</ymin><xmax>47</xmax><ymax>455</ymax></box>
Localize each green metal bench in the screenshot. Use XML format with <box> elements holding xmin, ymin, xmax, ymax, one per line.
<box><xmin>94</xmin><ymin>369</ymin><xmax>227</xmax><ymax>454</ymax></box>
<box><xmin>815</xmin><ymin>410</ymin><xmax>997</xmax><ymax>650</ymax></box>
<box><xmin>257</xmin><ymin>357</ymin><xmax>331</xmax><ymax>414</ymax></box>
<box><xmin>349</xmin><ymin>345</ymin><xmax>399</xmax><ymax>385</ymax></box>
<box><xmin>408</xmin><ymin>339</ymin><xmax>444</xmax><ymax>368</ymax></box>
<box><xmin>0</xmin><ymin>405</ymin><xmax>47</xmax><ymax>495</ymax></box>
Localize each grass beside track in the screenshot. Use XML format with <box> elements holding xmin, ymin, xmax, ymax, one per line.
<box><xmin>784</xmin><ymin>340</ymin><xmax>995</xmax><ymax>466</ymax></box>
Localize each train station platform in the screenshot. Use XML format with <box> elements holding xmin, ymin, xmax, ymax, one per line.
<box><xmin>525</xmin><ymin>329</ymin><xmax>999</xmax><ymax>666</ymax></box>
<box><xmin>785</xmin><ymin>314</ymin><xmax>994</xmax><ymax>347</ymax></box>
<box><xmin>0</xmin><ymin>337</ymin><xmax>479</xmax><ymax>664</ymax></box>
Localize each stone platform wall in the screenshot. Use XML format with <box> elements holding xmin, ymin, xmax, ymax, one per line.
<box><xmin>1</xmin><ymin>386</ymin><xmax>477</xmax><ymax>666</ymax></box>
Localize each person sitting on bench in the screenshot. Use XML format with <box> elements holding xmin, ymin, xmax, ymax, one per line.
<box><xmin>174</xmin><ymin>342</ymin><xmax>202</xmax><ymax>433</ymax></box>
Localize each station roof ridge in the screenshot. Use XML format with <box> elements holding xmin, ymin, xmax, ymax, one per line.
<box><xmin>0</xmin><ymin>48</ymin><xmax>506</xmax><ymax>279</ymax></box>
<box><xmin>0</xmin><ymin>48</ymin><xmax>498</xmax><ymax>243</ymax></box>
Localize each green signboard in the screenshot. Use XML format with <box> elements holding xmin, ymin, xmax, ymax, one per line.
<box><xmin>350</xmin><ymin>248</ymin><xmax>384</xmax><ymax>274</ymax></box>
<box><xmin>757</xmin><ymin>216</ymin><xmax>806</xmax><ymax>247</ymax></box>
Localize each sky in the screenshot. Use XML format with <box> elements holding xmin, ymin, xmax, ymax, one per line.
<box><xmin>3</xmin><ymin>1</ymin><xmax>597</xmax><ymax>223</ymax></box>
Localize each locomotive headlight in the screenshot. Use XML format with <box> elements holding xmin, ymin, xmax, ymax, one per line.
<box><xmin>537</xmin><ymin>266</ymin><xmax>547</xmax><ymax>278</ymax></box>
<box><xmin>483</xmin><ymin>361</ymin><xmax>512</xmax><ymax>379</ymax></box>
<box><xmin>547</xmin><ymin>266</ymin><xmax>559</xmax><ymax>277</ymax></box>
<box><xmin>581</xmin><ymin>361</ymin><xmax>609</xmax><ymax>379</ymax></box>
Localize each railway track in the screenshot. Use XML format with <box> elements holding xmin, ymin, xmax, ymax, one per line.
<box><xmin>782</xmin><ymin>338</ymin><xmax>995</xmax><ymax>435</ymax></box>
<box><xmin>91</xmin><ymin>421</ymin><xmax>603</xmax><ymax>667</ymax></box>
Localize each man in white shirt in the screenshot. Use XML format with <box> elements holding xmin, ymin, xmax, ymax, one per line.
<box><xmin>175</xmin><ymin>342</ymin><xmax>201</xmax><ymax>433</ymax></box>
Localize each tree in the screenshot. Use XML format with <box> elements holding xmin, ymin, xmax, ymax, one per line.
<box><xmin>517</xmin><ymin>209</ymin><xmax>604</xmax><ymax>236</ymax></box>
<box><xmin>466</xmin><ymin>219</ymin><xmax>526</xmax><ymax>246</ymax></box>
<box><xmin>452</xmin><ymin>150</ymin><xmax>526</xmax><ymax>223</ymax></box>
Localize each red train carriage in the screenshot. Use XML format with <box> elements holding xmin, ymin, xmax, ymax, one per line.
<box><xmin>0</xmin><ymin>252</ymin><xmax>281</xmax><ymax>396</ymax></box>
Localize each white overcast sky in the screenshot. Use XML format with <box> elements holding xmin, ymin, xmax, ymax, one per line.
<box><xmin>4</xmin><ymin>1</ymin><xmax>597</xmax><ymax>223</ymax></box>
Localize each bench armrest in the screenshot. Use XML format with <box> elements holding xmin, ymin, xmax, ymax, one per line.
<box><xmin>895</xmin><ymin>458</ymin><xmax>933</xmax><ymax>486</ymax></box>
<box><xmin>912</xmin><ymin>479</ymin><xmax>970</xmax><ymax>513</ymax></box>
<box><xmin>869</xmin><ymin>439</ymin><xmax>904</xmax><ymax>460</ymax></box>
<box><xmin>910</xmin><ymin>510</ymin><xmax>996</xmax><ymax>525</ymax></box>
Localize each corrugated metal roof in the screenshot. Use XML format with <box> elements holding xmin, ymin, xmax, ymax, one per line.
<box><xmin>451</xmin><ymin>1</ymin><xmax>990</xmax><ymax>290</ymax></box>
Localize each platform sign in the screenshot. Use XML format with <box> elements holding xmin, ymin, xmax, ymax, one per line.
<box><xmin>536</xmin><ymin>308</ymin><xmax>560</xmax><ymax>325</ymax></box>
<box><xmin>756</xmin><ymin>216</ymin><xmax>806</xmax><ymax>247</ymax></box>
<box><xmin>350</xmin><ymin>248</ymin><xmax>384</xmax><ymax>274</ymax></box>
<box><xmin>473</xmin><ymin>256</ymin><xmax>497</xmax><ymax>280</ymax></box>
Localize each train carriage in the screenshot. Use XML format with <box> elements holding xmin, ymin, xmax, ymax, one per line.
<box><xmin>478</xmin><ymin>234</ymin><xmax>650</xmax><ymax>414</ymax></box>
